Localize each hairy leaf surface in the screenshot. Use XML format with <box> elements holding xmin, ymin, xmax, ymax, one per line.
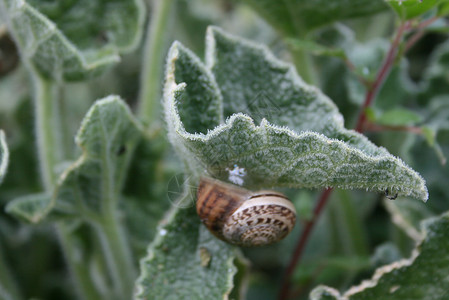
<box><xmin>164</xmin><ymin>27</ymin><xmax>428</xmax><ymax>200</ymax></box>
<box><xmin>134</xmin><ymin>193</ymin><xmax>247</xmax><ymax>300</ymax></box>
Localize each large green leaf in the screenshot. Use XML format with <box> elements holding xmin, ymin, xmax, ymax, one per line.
<box><xmin>0</xmin><ymin>0</ymin><xmax>145</xmax><ymax>80</ymax></box>
<box><xmin>0</xmin><ymin>130</ymin><xmax>8</xmax><ymax>184</ymax></box>
<box><xmin>164</xmin><ymin>26</ymin><xmax>428</xmax><ymax>200</ymax></box>
<box><xmin>310</xmin><ymin>211</ymin><xmax>449</xmax><ymax>300</ymax></box>
<box><xmin>55</xmin><ymin>96</ymin><xmax>142</xmax><ymax>218</ymax></box>
<box><xmin>5</xmin><ymin>96</ymin><xmax>142</xmax><ymax>222</ymax></box>
<box><xmin>240</xmin><ymin>0</ymin><xmax>388</xmax><ymax>35</ymax></box>
<box><xmin>134</xmin><ymin>192</ymin><xmax>248</xmax><ymax>300</ymax></box>
<box><xmin>386</xmin><ymin>0</ymin><xmax>447</xmax><ymax>20</ymax></box>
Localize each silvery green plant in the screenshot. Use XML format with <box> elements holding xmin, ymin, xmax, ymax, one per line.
<box><xmin>0</xmin><ymin>0</ymin><xmax>448</xmax><ymax>300</ymax></box>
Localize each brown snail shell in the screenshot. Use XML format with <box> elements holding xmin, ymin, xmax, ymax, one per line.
<box><xmin>196</xmin><ymin>177</ymin><xmax>296</xmax><ymax>247</ymax></box>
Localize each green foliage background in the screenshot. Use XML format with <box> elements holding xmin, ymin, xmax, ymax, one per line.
<box><xmin>0</xmin><ymin>0</ymin><xmax>448</xmax><ymax>300</ymax></box>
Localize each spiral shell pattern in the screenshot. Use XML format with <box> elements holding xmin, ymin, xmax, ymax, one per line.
<box><xmin>196</xmin><ymin>177</ymin><xmax>296</xmax><ymax>247</ymax></box>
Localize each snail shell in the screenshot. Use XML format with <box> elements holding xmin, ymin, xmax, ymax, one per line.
<box><xmin>196</xmin><ymin>177</ymin><xmax>296</xmax><ymax>247</ymax></box>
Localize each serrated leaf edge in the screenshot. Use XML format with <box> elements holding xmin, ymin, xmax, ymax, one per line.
<box><xmin>312</xmin><ymin>214</ymin><xmax>446</xmax><ymax>299</ymax></box>
<box><xmin>22</xmin><ymin>96</ymin><xmax>142</xmax><ymax>220</ymax></box>
<box><xmin>164</xmin><ymin>27</ymin><xmax>428</xmax><ymax>201</ymax></box>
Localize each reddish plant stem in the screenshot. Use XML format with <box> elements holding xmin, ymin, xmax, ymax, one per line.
<box><xmin>354</xmin><ymin>21</ymin><xmax>410</xmax><ymax>133</ymax></box>
<box><xmin>404</xmin><ymin>17</ymin><xmax>440</xmax><ymax>53</ymax></box>
<box><xmin>278</xmin><ymin>188</ymin><xmax>333</xmax><ymax>300</ymax></box>
<box><xmin>278</xmin><ymin>20</ymin><xmax>418</xmax><ymax>300</ymax></box>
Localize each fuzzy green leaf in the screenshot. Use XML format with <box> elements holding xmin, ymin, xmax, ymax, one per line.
<box><xmin>134</xmin><ymin>193</ymin><xmax>248</xmax><ymax>300</ymax></box>
<box><xmin>14</xmin><ymin>96</ymin><xmax>143</xmax><ymax>222</ymax></box>
<box><xmin>311</xmin><ymin>212</ymin><xmax>449</xmax><ymax>299</ymax></box>
<box><xmin>386</xmin><ymin>0</ymin><xmax>446</xmax><ymax>20</ymax></box>
<box><xmin>0</xmin><ymin>0</ymin><xmax>145</xmax><ymax>80</ymax></box>
<box><xmin>241</xmin><ymin>0</ymin><xmax>388</xmax><ymax>35</ymax></box>
<box><xmin>164</xmin><ymin>27</ymin><xmax>428</xmax><ymax>200</ymax></box>
<box><xmin>54</xmin><ymin>96</ymin><xmax>142</xmax><ymax>218</ymax></box>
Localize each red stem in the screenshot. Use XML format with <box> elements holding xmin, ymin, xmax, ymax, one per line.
<box><xmin>278</xmin><ymin>20</ymin><xmax>417</xmax><ymax>300</ymax></box>
<box><xmin>278</xmin><ymin>188</ymin><xmax>333</xmax><ymax>300</ymax></box>
<box><xmin>404</xmin><ymin>17</ymin><xmax>440</xmax><ymax>53</ymax></box>
<box><xmin>354</xmin><ymin>21</ymin><xmax>409</xmax><ymax>133</ymax></box>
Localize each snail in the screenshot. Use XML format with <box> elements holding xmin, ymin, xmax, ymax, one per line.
<box><xmin>196</xmin><ymin>177</ymin><xmax>296</xmax><ymax>247</ymax></box>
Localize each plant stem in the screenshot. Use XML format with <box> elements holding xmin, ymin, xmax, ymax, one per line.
<box><xmin>93</xmin><ymin>210</ymin><xmax>136</xmax><ymax>300</ymax></box>
<box><xmin>404</xmin><ymin>16</ymin><xmax>439</xmax><ymax>54</ymax></box>
<box><xmin>57</xmin><ymin>225</ymin><xmax>104</xmax><ymax>300</ymax></box>
<box><xmin>289</xmin><ymin>46</ymin><xmax>319</xmax><ymax>85</ymax></box>
<box><xmin>33</xmin><ymin>73</ymin><xmax>62</xmax><ymax>190</ymax></box>
<box><xmin>354</xmin><ymin>21</ymin><xmax>409</xmax><ymax>133</ymax></box>
<box><xmin>31</xmin><ymin>70</ymin><xmax>104</xmax><ymax>300</ymax></box>
<box><xmin>279</xmin><ymin>21</ymin><xmax>414</xmax><ymax>299</ymax></box>
<box><xmin>137</xmin><ymin>0</ymin><xmax>175</xmax><ymax>123</ymax></box>
<box><xmin>278</xmin><ymin>188</ymin><xmax>333</xmax><ymax>300</ymax></box>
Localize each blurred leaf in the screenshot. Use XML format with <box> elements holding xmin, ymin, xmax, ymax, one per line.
<box><xmin>5</xmin><ymin>193</ymin><xmax>51</xmax><ymax>223</ymax></box>
<box><xmin>421</xmin><ymin>126</ymin><xmax>436</xmax><ymax>145</ymax></box>
<box><xmin>54</xmin><ymin>96</ymin><xmax>142</xmax><ymax>219</ymax></box>
<box><xmin>384</xmin><ymin>197</ymin><xmax>434</xmax><ymax>241</ymax></box>
<box><xmin>122</xmin><ymin>133</ymin><xmax>173</xmax><ymax>259</ymax></box>
<box><xmin>0</xmin><ymin>0</ymin><xmax>145</xmax><ymax>80</ymax></box>
<box><xmin>420</xmin><ymin>39</ymin><xmax>449</xmax><ymax>101</ymax></box>
<box><xmin>376</xmin><ymin>108</ymin><xmax>422</xmax><ymax>126</ymax></box>
<box><xmin>386</xmin><ymin>0</ymin><xmax>446</xmax><ymax>20</ymax></box>
<box><xmin>438</xmin><ymin>1</ymin><xmax>449</xmax><ymax>15</ymax></box>
<box><xmin>345</xmin><ymin>39</ymin><xmax>418</xmax><ymax>108</ymax></box>
<box><xmin>311</xmin><ymin>212</ymin><xmax>449</xmax><ymax>299</ymax></box>
<box><xmin>286</xmin><ymin>38</ymin><xmax>346</xmax><ymax>58</ymax></box>
<box><xmin>164</xmin><ymin>26</ymin><xmax>428</xmax><ymax>200</ymax></box>
<box><xmin>241</xmin><ymin>0</ymin><xmax>388</xmax><ymax>35</ymax></box>
<box><xmin>370</xmin><ymin>242</ymin><xmax>402</xmax><ymax>268</ymax></box>
<box><xmin>134</xmin><ymin>192</ymin><xmax>248</xmax><ymax>300</ymax></box>
<box><xmin>0</xmin><ymin>130</ymin><xmax>8</xmax><ymax>184</ymax></box>
<box><xmin>421</xmin><ymin>96</ymin><xmax>449</xmax><ymax>164</ymax></box>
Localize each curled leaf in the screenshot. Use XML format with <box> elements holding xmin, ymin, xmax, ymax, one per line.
<box><xmin>164</xmin><ymin>27</ymin><xmax>428</xmax><ymax>200</ymax></box>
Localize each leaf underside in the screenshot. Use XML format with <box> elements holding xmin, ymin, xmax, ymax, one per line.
<box><xmin>164</xmin><ymin>26</ymin><xmax>428</xmax><ymax>201</ymax></box>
